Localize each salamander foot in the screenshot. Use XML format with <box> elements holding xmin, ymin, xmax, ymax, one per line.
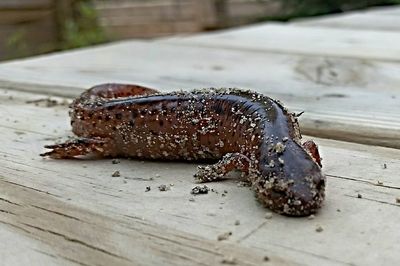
<box><xmin>194</xmin><ymin>153</ymin><xmax>251</xmax><ymax>182</ymax></box>
<box><xmin>40</xmin><ymin>137</ymin><xmax>114</xmax><ymax>159</ymax></box>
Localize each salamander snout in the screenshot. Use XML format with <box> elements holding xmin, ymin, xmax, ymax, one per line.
<box><xmin>287</xmin><ymin>171</ymin><xmax>326</xmax><ymax>216</ymax></box>
<box><xmin>262</xmin><ymin>170</ymin><xmax>326</xmax><ymax>216</ymax></box>
<box><xmin>278</xmin><ymin>140</ymin><xmax>326</xmax><ymax>216</ymax></box>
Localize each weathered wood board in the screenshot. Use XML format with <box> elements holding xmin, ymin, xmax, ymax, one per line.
<box><xmin>0</xmin><ymin>176</ymin><xmax>286</xmax><ymax>266</ymax></box>
<box><xmin>94</xmin><ymin>0</ymin><xmax>203</xmax><ymax>39</ymax></box>
<box><xmin>294</xmin><ymin>11</ymin><xmax>400</xmax><ymax>31</ymax></box>
<box><xmin>163</xmin><ymin>23</ymin><xmax>400</xmax><ymax>62</ymax></box>
<box><xmin>1</xmin><ymin>5</ymin><xmax>400</xmax><ymax>266</ymax></box>
<box><xmin>363</xmin><ymin>6</ymin><xmax>400</xmax><ymax>16</ymax></box>
<box><xmin>1</xmin><ymin>87</ymin><xmax>400</xmax><ymax>266</ymax></box>
<box><xmin>0</xmin><ymin>40</ymin><xmax>399</xmax><ymax>149</ymax></box>
<box><xmin>93</xmin><ymin>0</ymin><xmax>284</xmax><ymax>39</ymax></box>
<box><xmin>0</xmin><ymin>0</ymin><xmax>56</xmax><ymax>60</ymax></box>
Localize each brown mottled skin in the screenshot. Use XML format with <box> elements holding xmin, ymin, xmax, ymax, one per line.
<box><xmin>41</xmin><ymin>83</ymin><xmax>326</xmax><ymax>216</ymax></box>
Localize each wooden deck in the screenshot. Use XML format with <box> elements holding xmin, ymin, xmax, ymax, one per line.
<box><xmin>1</xmin><ymin>6</ymin><xmax>400</xmax><ymax>266</ymax></box>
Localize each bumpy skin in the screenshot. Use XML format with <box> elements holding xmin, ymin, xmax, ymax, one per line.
<box><xmin>41</xmin><ymin>83</ymin><xmax>326</xmax><ymax>216</ymax></box>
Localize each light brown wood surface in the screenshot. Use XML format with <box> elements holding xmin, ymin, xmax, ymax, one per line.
<box><xmin>294</xmin><ymin>8</ymin><xmax>400</xmax><ymax>31</ymax></box>
<box><xmin>1</xmin><ymin>87</ymin><xmax>400</xmax><ymax>266</ymax></box>
<box><xmin>0</xmin><ymin>39</ymin><xmax>399</xmax><ymax>148</ymax></box>
<box><xmin>1</xmin><ymin>6</ymin><xmax>400</xmax><ymax>266</ymax></box>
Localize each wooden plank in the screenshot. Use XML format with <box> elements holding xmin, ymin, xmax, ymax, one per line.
<box><xmin>0</xmin><ymin>18</ymin><xmax>56</xmax><ymax>60</ymax></box>
<box><xmin>0</xmin><ymin>177</ymin><xmax>290</xmax><ymax>266</ymax></box>
<box><xmin>0</xmin><ymin>0</ymin><xmax>52</xmax><ymax>9</ymax></box>
<box><xmin>0</xmin><ymin>227</ymin><xmax>66</xmax><ymax>266</ymax></box>
<box><xmin>0</xmin><ymin>0</ymin><xmax>56</xmax><ymax>61</ymax></box>
<box><xmin>241</xmin><ymin>175</ymin><xmax>400</xmax><ymax>266</ymax></box>
<box><xmin>0</xmin><ymin>88</ymin><xmax>326</xmax><ymax>266</ymax></box>
<box><xmin>94</xmin><ymin>0</ymin><xmax>203</xmax><ymax>39</ymax></box>
<box><xmin>95</xmin><ymin>0</ymin><xmax>197</xmax><ymax>22</ymax></box>
<box><xmin>226</xmin><ymin>0</ymin><xmax>282</xmax><ymax>19</ymax></box>
<box><xmin>293</xmin><ymin>12</ymin><xmax>400</xmax><ymax>31</ymax></box>
<box><xmin>100</xmin><ymin>22</ymin><xmax>200</xmax><ymax>39</ymax></box>
<box><xmin>193</xmin><ymin>0</ymin><xmax>219</xmax><ymax>29</ymax></box>
<box><xmin>162</xmin><ymin>23</ymin><xmax>400</xmax><ymax>62</ymax></box>
<box><xmin>192</xmin><ymin>0</ymin><xmax>284</xmax><ymax>27</ymax></box>
<box><xmin>361</xmin><ymin>6</ymin><xmax>400</xmax><ymax>16</ymax></box>
<box><xmin>0</xmin><ymin>41</ymin><xmax>398</xmax><ymax>148</ymax></box>
<box><xmin>1</xmin><ymin>88</ymin><xmax>400</xmax><ymax>266</ymax></box>
<box><xmin>102</xmin><ymin>24</ymin><xmax>175</xmax><ymax>39</ymax></box>
<box><xmin>0</xmin><ymin>9</ymin><xmax>54</xmax><ymax>24</ymax></box>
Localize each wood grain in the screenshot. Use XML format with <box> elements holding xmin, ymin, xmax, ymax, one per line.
<box><xmin>0</xmin><ymin>0</ymin><xmax>56</xmax><ymax>60</ymax></box>
<box><xmin>364</xmin><ymin>6</ymin><xmax>400</xmax><ymax>16</ymax></box>
<box><xmin>294</xmin><ymin>12</ymin><xmax>400</xmax><ymax>31</ymax></box>
<box><xmin>94</xmin><ymin>0</ymin><xmax>203</xmax><ymax>39</ymax></box>
<box><xmin>0</xmin><ymin>0</ymin><xmax>52</xmax><ymax>10</ymax></box>
<box><xmin>1</xmin><ymin>87</ymin><xmax>400</xmax><ymax>266</ymax></box>
<box><xmin>0</xmin><ymin>41</ymin><xmax>398</xmax><ymax>148</ymax></box>
<box><xmin>1</xmin><ymin>6</ymin><xmax>400</xmax><ymax>265</ymax></box>
<box><xmin>1</xmin><ymin>178</ymin><xmax>292</xmax><ymax>266</ymax></box>
<box><xmin>163</xmin><ymin>23</ymin><xmax>400</xmax><ymax>62</ymax></box>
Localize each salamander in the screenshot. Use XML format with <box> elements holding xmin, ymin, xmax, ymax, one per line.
<box><xmin>41</xmin><ymin>83</ymin><xmax>326</xmax><ymax>216</ymax></box>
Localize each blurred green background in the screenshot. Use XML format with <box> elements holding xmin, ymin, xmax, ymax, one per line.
<box><xmin>1</xmin><ymin>0</ymin><xmax>399</xmax><ymax>61</ymax></box>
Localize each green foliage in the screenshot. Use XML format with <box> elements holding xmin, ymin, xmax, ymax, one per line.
<box><xmin>60</xmin><ymin>1</ymin><xmax>107</xmax><ymax>50</ymax></box>
<box><xmin>5</xmin><ymin>29</ymin><xmax>29</xmax><ymax>59</ymax></box>
<box><xmin>3</xmin><ymin>1</ymin><xmax>107</xmax><ymax>61</ymax></box>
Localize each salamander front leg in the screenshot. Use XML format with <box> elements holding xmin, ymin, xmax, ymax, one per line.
<box><xmin>40</xmin><ymin>137</ymin><xmax>115</xmax><ymax>159</ymax></box>
<box><xmin>194</xmin><ymin>153</ymin><xmax>251</xmax><ymax>182</ymax></box>
<box><xmin>302</xmin><ymin>140</ymin><xmax>322</xmax><ymax>167</ymax></box>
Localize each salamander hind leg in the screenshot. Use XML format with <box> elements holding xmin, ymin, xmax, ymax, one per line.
<box><xmin>194</xmin><ymin>153</ymin><xmax>251</xmax><ymax>183</ymax></box>
<box><xmin>40</xmin><ymin>137</ymin><xmax>115</xmax><ymax>159</ymax></box>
